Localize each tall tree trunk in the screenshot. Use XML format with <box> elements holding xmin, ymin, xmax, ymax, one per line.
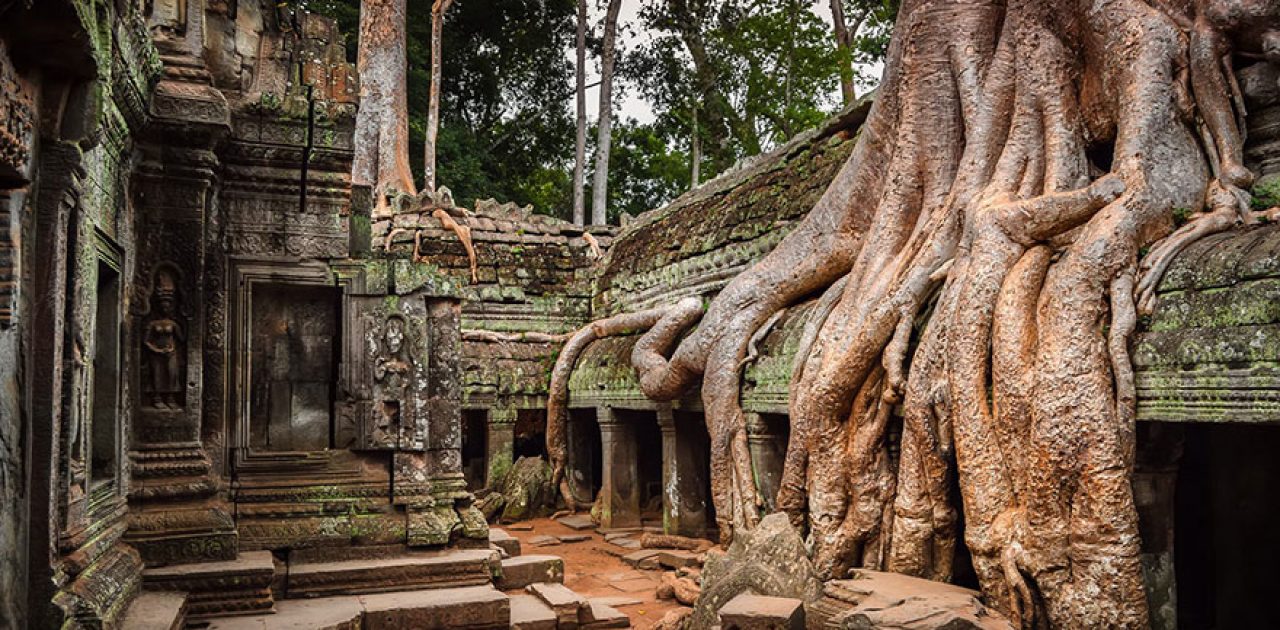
<box><xmin>353</xmin><ymin>0</ymin><xmax>416</xmax><ymax>200</ymax></box>
<box><xmin>690</xmin><ymin>103</ymin><xmax>700</xmax><ymax>188</ymax></box>
<box><xmin>424</xmin><ymin>0</ymin><xmax>454</xmax><ymax>195</ymax></box>
<box><xmin>589</xmin><ymin>0</ymin><xmax>623</xmax><ymax>225</ymax></box>
<box><xmin>830</xmin><ymin>0</ymin><xmax>855</xmax><ymax>104</ymax></box>
<box><xmin>572</xmin><ymin>0</ymin><xmax>588</xmax><ymax>224</ymax></box>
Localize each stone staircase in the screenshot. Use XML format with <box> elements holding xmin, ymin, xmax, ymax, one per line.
<box><xmin>123</xmin><ymin>528</ymin><xmax>630</xmax><ymax>629</ymax></box>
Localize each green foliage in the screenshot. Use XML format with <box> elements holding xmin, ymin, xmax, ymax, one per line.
<box><xmin>1251</xmin><ymin>177</ymin><xmax>1280</xmax><ymax>211</ymax></box>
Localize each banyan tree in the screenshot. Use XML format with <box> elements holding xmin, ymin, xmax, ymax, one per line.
<box><xmin>549</xmin><ymin>0</ymin><xmax>1280</xmax><ymax>627</ymax></box>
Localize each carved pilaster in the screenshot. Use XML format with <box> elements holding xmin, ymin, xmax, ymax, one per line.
<box><xmin>486</xmin><ymin>407</ymin><xmax>517</xmax><ymax>487</ymax></box>
<box><xmin>125</xmin><ymin>51</ymin><xmax>234</xmax><ymax>566</ymax></box>
<box><xmin>745</xmin><ymin>412</ymin><xmax>787</xmax><ymax>513</ymax></box>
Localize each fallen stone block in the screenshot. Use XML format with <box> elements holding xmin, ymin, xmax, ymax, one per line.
<box><xmin>557</xmin><ymin>514</ymin><xmax>596</xmax><ymax>530</ymax></box>
<box><xmin>609</xmin><ymin>537</ymin><xmax>642</xmax><ymax>550</ymax></box>
<box><xmin>528</xmin><ymin>582</ymin><xmax>587</xmax><ymax>629</ymax></box>
<box><xmin>657</xmin><ymin>550</ymin><xmax>701</xmax><ymax>569</ymax></box>
<box><xmin>528</xmin><ymin>534</ymin><xmax>561</xmax><ymax>547</ymax></box>
<box><xmin>582</xmin><ymin>600</ymin><xmax>629</xmax><ymax>628</ymax></box>
<box><xmin>718</xmin><ymin>593</ymin><xmax>804</xmax><ymax>630</ymax></box>
<box><xmin>622</xmin><ymin>549</ymin><xmax>662</xmax><ymax>569</ymax></box>
<box><xmin>490</xmin><ymin>528</ymin><xmax>522</xmax><ymax>557</ymax></box>
<box><xmin>590</xmin><ymin>596</ymin><xmax>642</xmax><ymax>608</ymax></box>
<box><xmin>560</xmin><ymin>533</ymin><xmax>591</xmax><ymax>543</ymax></box>
<box><xmin>498</xmin><ymin>555</ymin><xmax>565</xmax><ymax>590</ymax></box>
<box><xmin>361</xmin><ymin>584</ymin><xmax>510</xmax><ymax>629</ymax></box>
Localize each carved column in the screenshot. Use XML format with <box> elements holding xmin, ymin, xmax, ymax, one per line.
<box><xmin>658</xmin><ymin>406</ymin><xmax>709</xmax><ymax>537</ymax></box>
<box><xmin>598</xmin><ymin>406</ymin><xmax>640</xmax><ymax>529</ymax></box>
<box><xmin>125</xmin><ymin>52</ymin><xmax>236</xmax><ymax>566</ymax></box>
<box><xmin>487</xmin><ymin>407</ymin><xmax>517</xmax><ymax>487</ymax></box>
<box><xmin>1134</xmin><ymin>423</ymin><xmax>1184</xmax><ymax>630</ymax></box>
<box><xmin>745</xmin><ymin>412</ymin><xmax>786</xmax><ymax>512</ymax></box>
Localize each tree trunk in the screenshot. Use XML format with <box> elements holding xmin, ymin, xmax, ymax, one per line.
<box><xmin>589</xmin><ymin>0</ymin><xmax>623</xmax><ymax>225</ymax></box>
<box><xmin>353</xmin><ymin>0</ymin><xmax>416</xmax><ymax>200</ymax></box>
<box><xmin>424</xmin><ymin>0</ymin><xmax>454</xmax><ymax>195</ymax></box>
<box><xmin>622</xmin><ymin>0</ymin><xmax>1259</xmax><ymax>626</ymax></box>
<box><xmin>830</xmin><ymin>0</ymin><xmax>855</xmax><ymax>104</ymax></box>
<box><xmin>690</xmin><ymin>103</ymin><xmax>701</xmax><ymax>188</ymax></box>
<box><xmin>572</xmin><ymin>0</ymin><xmax>588</xmax><ymax>224</ymax></box>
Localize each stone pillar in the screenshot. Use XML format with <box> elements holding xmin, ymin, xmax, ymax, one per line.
<box><xmin>745</xmin><ymin>413</ymin><xmax>787</xmax><ymax>512</ymax></box>
<box><xmin>125</xmin><ymin>54</ymin><xmax>236</xmax><ymax>566</ymax></box>
<box><xmin>487</xmin><ymin>407</ymin><xmax>517</xmax><ymax>487</ymax></box>
<box><xmin>597</xmin><ymin>406</ymin><xmax>640</xmax><ymax>529</ymax></box>
<box><xmin>1134</xmin><ymin>423</ymin><xmax>1183</xmax><ymax>630</ymax></box>
<box><xmin>659</xmin><ymin>407</ymin><xmax>709</xmax><ymax>537</ymax></box>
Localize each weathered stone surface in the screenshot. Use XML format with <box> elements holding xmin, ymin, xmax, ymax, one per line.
<box><xmin>807</xmin><ymin>571</ymin><xmax>1013</xmax><ymax>630</ymax></box>
<box><xmin>205</xmin><ymin>597</ymin><xmax>364</xmax><ymax>630</ymax></box>
<box><xmin>561</xmin><ymin>534</ymin><xmax>592</xmax><ymax>543</ymax></box>
<box><xmin>657</xmin><ymin>550</ymin><xmax>701</xmax><ymax>569</ymax></box>
<box><xmin>120</xmin><ymin>591</ymin><xmax>188</xmax><ymax>630</ymax></box>
<box><xmin>490</xmin><ymin>528</ymin><xmax>522</xmax><ymax>557</ymax></box>
<box><xmin>142</xmin><ymin>551</ymin><xmax>276</xmax><ymax>619</ymax></box>
<box><xmin>622</xmin><ymin>549</ymin><xmax>662</xmax><ymax>569</ymax></box>
<box><xmin>558</xmin><ymin>514</ymin><xmax>596</xmax><ymax>530</ymax></box>
<box><xmin>285</xmin><ymin>549</ymin><xmax>496</xmax><ymax>599</ymax></box>
<box><xmin>496</xmin><ymin>457</ymin><xmax>555</xmax><ymax>523</ymax></box>
<box><xmin>509</xmin><ymin>594</ymin><xmax>558</xmax><ymax>630</ymax></box>
<box><xmin>527</xmin><ymin>582</ymin><xmax>587</xmax><ymax>628</ymax></box>
<box><xmin>582</xmin><ymin>600</ymin><xmax>629</xmax><ymax>628</ymax></box>
<box><xmin>497</xmin><ymin>555</ymin><xmax>566</xmax><ymax>590</ymax></box>
<box><xmin>529</xmin><ymin>535</ymin><xmax>562</xmax><ymax>547</ymax></box>
<box><xmin>691</xmin><ymin>513</ymin><xmax>823</xmax><ymax>629</ymax></box>
<box><xmin>718</xmin><ymin>593</ymin><xmax>804</xmax><ymax>630</ymax></box>
<box><xmin>360</xmin><ymin>585</ymin><xmax>510</xmax><ymax>629</ymax></box>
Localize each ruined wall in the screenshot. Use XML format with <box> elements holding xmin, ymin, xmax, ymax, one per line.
<box><xmin>373</xmin><ymin>198</ymin><xmax>609</xmax><ymax>410</ymax></box>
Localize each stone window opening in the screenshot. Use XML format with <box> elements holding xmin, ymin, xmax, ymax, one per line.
<box><xmin>89</xmin><ymin>258</ymin><xmax>122</xmax><ymax>489</ymax></box>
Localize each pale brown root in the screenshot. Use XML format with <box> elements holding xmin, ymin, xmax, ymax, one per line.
<box><xmin>737</xmin><ymin>308</ymin><xmax>787</xmax><ymax>372</ymax></box>
<box><xmin>461</xmin><ymin>329</ymin><xmax>573</xmax><ymax>344</ymax></box>
<box><xmin>384</xmin><ymin>227</ymin><xmax>409</xmax><ymax>252</ymax></box>
<box><xmin>640</xmin><ymin>533</ymin><xmax>715</xmax><ymax>552</ymax></box>
<box><xmin>1136</xmin><ymin>180</ymin><xmax>1242</xmax><ymax>314</ymax></box>
<box><xmin>433</xmin><ymin>208</ymin><xmax>478</xmax><ymax>283</ymax></box>
<box><xmin>1109</xmin><ymin>268</ymin><xmax>1139</xmax><ymax>467</ymax></box>
<box><xmin>631</xmin><ymin>297</ymin><xmax>706</xmax><ymax>395</ymax></box>
<box><xmin>548</xmin><ymin>302</ymin><xmax>697</xmax><ymax>509</ymax></box>
<box><xmin>657</xmin><ymin>572</ymin><xmax>701</xmax><ymax>606</ymax></box>
<box><xmin>582</xmin><ymin>232</ymin><xmax>602</xmax><ymax>259</ymax></box>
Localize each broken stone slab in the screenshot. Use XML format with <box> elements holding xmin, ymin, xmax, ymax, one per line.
<box><xmin>120</xmin><ymin>591</ymin><xmax>188</xmax><ymax>630</ymax></box>
<box><xmin>608</xmin><ymin>537</ymin><xmax>642</xmax><ymax>550</ymax></box>
<box><xmin>203</xmin><ymin>596</ymin><xmax>363</xmax><ymax>630</ymax></box>
<box><xmin>508</xmin><ymin>523</ymin><xmax>535</xmax><ymax>531</ymax></box>
<box><xmin>596</xmin><ymin>527</ymin><xmax>642</xmax><ymax>537</ymax></box>
<box><xmin>657</xmin><ymin>550</ymin><xmax>701</xmax><ymax>569</ymax></box>
<box><xmin>490</xmin><ymin>528</ymin><xmax>522</xmax><ymax>557</ymax></box>
<box><xmin>622</xmin><ymin>549</ymin><xmax>662</xmax><ymax>569</ymax></box>
<box><xmin>560</xmin><ymin>533</ymin><xmax>591</xmax><ymax>543</ymax></box>
<box><xmin>284</xmin><ymin>549</ymin><xmax>496</xmax><ymax>598</ymax></box>
<box><xmin>497</xmin><ymin>555</ymin><xmax>566</xmax><ymax>590</ymax></box>
<box><xmin>718</xmin><ymin>593</ymin><xmax>804</xmax><ymax>630</ymax></box>
<box><xmin>528</xmin><ymin>534</ymin><xmax>562</xmax><ymax>547</ymax></box>
<box><xmin>510</xmin><ymin>594</ymin><xmax>558</xmax><ymax>630</ymax></box>
<box><xmin>528</xmin><ymin>582</ymin><xmax>587</xmax><ymax>628</ymax></box>
<box><xmin>807</xmin><ymin>570</ymin><xmax>1014</xmax><ymax>629</ymax></box>
<box><xmin>603</xmin><ymin>532</ymin><xmax>634</xmax><ymax>542</ymax></box>
<box><xmin>557</xmin><ymin>514</ymin><xmax>596</xmax><ymax>530</ymax></box>
<box><xmin>582</xmin><ymin>600</ymin><xmax>630</xmax><ymax>628</ymax></box>
<box><xmin>609</xmin><ymin>577</ymin><xmax>657</xmax><ymax>594</ymax></box>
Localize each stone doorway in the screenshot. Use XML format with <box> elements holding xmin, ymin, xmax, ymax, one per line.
<box><xmin>462</xmin><ymin>409</ymin><xmax>488</xmax><ymax>490</ymax></box>
<box><xmin>1174</xmin><ymin>423</ymin><xmax>1280</xmax><ymax>629</ymax></box>
<box><xmin>247</xmin><ymin>283</ymin><xmax>342</xmax><ymax>451</ymax></box>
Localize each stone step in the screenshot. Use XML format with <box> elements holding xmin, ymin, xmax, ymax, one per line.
<box><xmin>527</xmin><ymin>582</ymin><xmax>586</xmax><ymax>629</ymax></box>
<box><xmin>491</xmin><ymin>528</ymin><xmax>522</xmax><ymax>557</ymax></box>
<box><xmin>284</xmin><ymin>548</ymin><xmax>498</xmax><ymax>598</ymax></box>
<box><xmin>509</xmin><ymin>594</ymin><xmax>558</xmax><ymax>630</ymax></box>
<box><xmin>142</xmin><ymin>551</ymin><xmax>275</xmax><ymax>619</ymax></box>
<box><xmin>496</xmin><ymin>555</ymin><xmax>565</xmax><ymax>591</ymax></box>
<box><xmin>204</xmin><ymin>585</ymin><xmax>510</xmax><ymax>630</ymax></box>
<box><xmin>120</xmin><ymin>591</ymin><xmax>188</xmax><ymax>630</ymax></box>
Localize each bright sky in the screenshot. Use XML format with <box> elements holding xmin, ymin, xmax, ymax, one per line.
<box><xmin>575</xmin><ymin>0</ymin><xmax>866</xmax><ymax>126</ymax></box>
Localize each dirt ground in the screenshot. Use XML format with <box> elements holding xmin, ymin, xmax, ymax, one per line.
<box><xmin>497</xmin><ymin>517</ymin><xmax>690</xmax><ymax>629</ymax></box>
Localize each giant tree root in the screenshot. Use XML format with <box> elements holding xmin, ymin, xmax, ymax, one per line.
<box><xmin>547</xmin><ymin>298</ymin><xmax>703</xmax><ymax>510</ymax></box>
<box><xmin>432</xmin><ymin>208</ymin><xmax>478</xmax><ymax>283</ymax></box>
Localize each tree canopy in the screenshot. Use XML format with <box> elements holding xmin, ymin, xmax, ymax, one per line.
<box><xmin>306</xmin><ymin>0</ymin><xmax>898</xmax><ymax>221</ymax></box>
